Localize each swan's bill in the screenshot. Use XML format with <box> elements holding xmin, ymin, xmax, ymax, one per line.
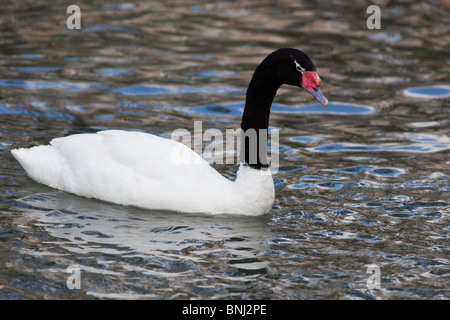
<box><xmin>301</xmin><ymin>71</ymin><xmax>328</xmax><ymax>107</ymax></box>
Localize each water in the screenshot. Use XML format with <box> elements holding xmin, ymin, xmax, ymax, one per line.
<box><xmin>0</xmin><ymin>0</ymin><xmax>449</xmax><ymax>300</ymax></box>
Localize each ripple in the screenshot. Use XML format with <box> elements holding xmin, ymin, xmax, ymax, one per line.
<box><xmin>307</xmin><ymin>142</ymin><xmax>450</xmax><ymax>153</ymax></box>
<box><xmin>288</xmin><ymin>175</ymin><xmax>348</xmax><ymax>191</ymax></box>
<box><xmin>103</xmin><ymin>3</ymin><xmax>136</xmax><ymax>10</ymax></box>
<box><xmin>184</xmin><ymin>70</ymin><xmax>239</xmax><ymax>77</ymax></box>
<box><xmin>403</xmin><ymin>85</ymin><xmax>450</xmax><ymax>99</ymax></box>
<box><xmin>0</xmin><ymin>79</ymin><xmax>243</xmax><ymax>97</ymax></box>
<box><xmin>0</xmin><ymin>102</ymin><xmax>74</xmax><ymax>119</ymax></box>
<box><xmin>111</xmin><ymin>84</ymin><xmax>242</xmax><ymax>96</ymax></box>
<box><xmin>333</xmin><ymin>165</ymin><xmax>374</xmax><ymax>174</ymax></box>
<box><xmin>402</xmin><ymin>180</ymin><xmax>437</xmax><ymax>188</ymax></box>
<box><xmin>10</xmin><ymin>67</ymin><xmax>61</xmax><ymax>73</ymax></box>
<box><xmin>271</xmin><ymin>102</ymin><xmax>375</xmax><ymax>115</ymax></box>
<box><xmin>0</xmin><ymin>227</ymin><xmax>24</xmax><ymax>238</ymax></box>
<box><xmin>94</xmin><ymin>68</ymin><xmax>138</xmax><ymax>76</ymax></box>
<box><xmin>316</xmin><ymin>181</ymin><xmax>346</xmax><ymax>189</ymax></box>
<box><xmin>367</xmin><ymin>167</ymin><xmax>405</xmax><ymax>177</ymax></box>
<box><xmin>369</xmin><ymin>31</ymin><xmax>403</xmax><ymax>43</ymax></box>
<box><xmin>180</xmin><ymin>102</ymin><xmax>243</xmax><ymax>117</ymax></box>
<box><xmin>289</xmin><ymin>135</ymin><xmax>330</xmax><ymax>144</ymax></box>
<box><xmin>383</xmin><ymin>201</ymin><xmax>449</xmax><ymax>219</ymax></box>
<box><xmin>300</xmin><ymin>175</ymin><xmax>346</xmax><ymax>181</ymax></box>
<box><xmin>276</xmin><ymin>165</ymin><xmax>307</xmax><ymax>173</ymax></box>
<box><xmin>13</xmin><ymin>54</ymin><xmax>46</xmax><ymax>59</ymax></box>
<box><xmin>82</xmin><ymin>24</ymin><xmax>139</xmax><ymax>34</ymax></box>
<box><xmin>110</xmin><ymin>84</ymin><xmax>173</xmax><ymax>95</ymax></box>
<box><xmin>0</xmin><ymin>102</ymin><xmax>18</xmax><ymax>115</ymax></box>
<box><xmin>408</xmin><ymin>121</ymin><xmax>448</xmax><ymax>128</ymax></box>
<box><xmin>182</xmin><ymin>101</ymin><xmax>374</xmax><ymax>117</ymax></box>
<box><xmin>307</xmin><ymin>229</ymin><xmax>384</xmax><ymax>242</ymax></box>
<box><xmin>397</xmin><ymin>133</ymin><xmax>450</xmax><ymax>143</ymax></box>
<box><xmin>0</xmin><ymin>79</ymin><xmax>101</xmax><ymax>92</ymax></box>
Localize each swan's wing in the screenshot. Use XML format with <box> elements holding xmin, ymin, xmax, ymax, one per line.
<box><xmin>97</xmin><ymin>130</ymin><xmax>223</xmax><ymax>181</ymax></box>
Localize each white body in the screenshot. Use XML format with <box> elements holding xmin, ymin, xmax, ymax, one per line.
<box><xmin>12</xmin><ymin>130</ymin><xmax>274</xmax><ymax>216</ymax></box>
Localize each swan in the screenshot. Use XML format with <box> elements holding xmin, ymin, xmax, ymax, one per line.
<box><xmin>12</xmin><ymin>48</ymin><xmax>328</xmax><ymax>216</ymax></box>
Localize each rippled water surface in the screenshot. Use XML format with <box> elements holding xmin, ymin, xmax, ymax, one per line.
<box><xmin>0</xmin><ymin>0</ymin><xmax>449</xmax><ymax>299</ymax></box>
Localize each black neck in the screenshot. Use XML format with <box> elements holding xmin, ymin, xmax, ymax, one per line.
<box><xmin>240</xmin><ymin>66</ymin><xmax>282</xmax><ymax>170</ymax></box>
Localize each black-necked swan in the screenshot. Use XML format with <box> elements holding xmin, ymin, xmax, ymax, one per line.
<box><xmin>12</xmin><ymin>48</ymin><xmax>328</xmax><ymax>216</ymax></box>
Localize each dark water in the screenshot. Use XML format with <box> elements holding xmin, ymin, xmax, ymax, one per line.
<box><xmin>0</xmin><ymin>0</ymin><xmax>449</xmax><ymax>299</ymax></box>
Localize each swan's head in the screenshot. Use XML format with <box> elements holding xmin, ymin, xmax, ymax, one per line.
<box><xmin>273</xmin><ymin>48</ymin><xmax>328</xmax><ymax>107</ymax></box>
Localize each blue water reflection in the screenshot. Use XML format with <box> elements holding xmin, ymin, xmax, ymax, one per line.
<box><xmin>94</xmin><ymin>68</ymin><xmax>138</xmax><ymax>76</ymax></box>
<box><xmin>309</xmin><ymin>142</ymin><xmax>450</xmax><ymax>153</ymax></box>
<box><xmin>367</xmin><ymin>167</ymin><xmax>405</xmax><ymax>177</ymax></box>
<box><xmin>10</xmin><ymin>67</ymin><xmax>61</xmax><ymax>73</ymax></box>
<box><xmin>333</xmin><ymin>166</ymin><xmax>374</xmax><ymax>174</ymax></box>
<box><xmin>0</xmin><ymin>79</ymin><xmax>243</xmax><ymax>96</ymax></box>
<box><xmin>182</xmin><ymin>102</ymin><xmax>374</xmax><ymax>117</ymax></box>
<box><xmin>0</xmin><ymin>79</ymin><xmax>101</xmax><ymax>91</ymax></box>
<box><xmin>271</xmin><ymin>102</ymin><xmax>374</xmax><ymax>115</ymax></box>
<box><xmin>0</xmin><ymin>102</ymin><xmax>74</xmax><ymax>119</ymax></box>
<box><xmin>403</xmin><ymin>85</ymin><xmax>450</xmax><ymax>98</ymax></box>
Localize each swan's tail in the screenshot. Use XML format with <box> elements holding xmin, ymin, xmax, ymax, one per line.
<box><xmin>12</xmin><ymin>146</ymin><xmax>64</xmax><ymax>189</ymax></box>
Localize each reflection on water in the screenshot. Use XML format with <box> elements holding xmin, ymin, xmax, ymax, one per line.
<box><xmin>308</xmin><ymin>142</ymin><xmax>450</xmax><ymax>153</ymax></box>
<box><xmin>18</xmin><ymin>191</ymin><xmax>270</xmax><ymax>269</ymax></box>
<box><xmin>176</xmin><ymin>102</ymin><xmax>374</xmax><ymax>117</ymax></box>
<box><xmin>0</xmin><ymin>0</ymin><xmax>449</xmax><ymax>300</ymax></box>
<box><xmin>403</xmin><ymin>86</ymin><xmax>450</xmax><ymax>99</ymax></box>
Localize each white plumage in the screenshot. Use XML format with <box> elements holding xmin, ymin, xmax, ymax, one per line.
<box><xmin>12</xmin><ymin>130</ymin><xmax>274</xmax><ymax>216</ymax></box>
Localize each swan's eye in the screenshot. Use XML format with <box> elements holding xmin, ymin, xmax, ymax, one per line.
<box><xmin>294</xmin><ymin>59</ymin><xmax>305</xmax><ymax>74</ymax></box>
